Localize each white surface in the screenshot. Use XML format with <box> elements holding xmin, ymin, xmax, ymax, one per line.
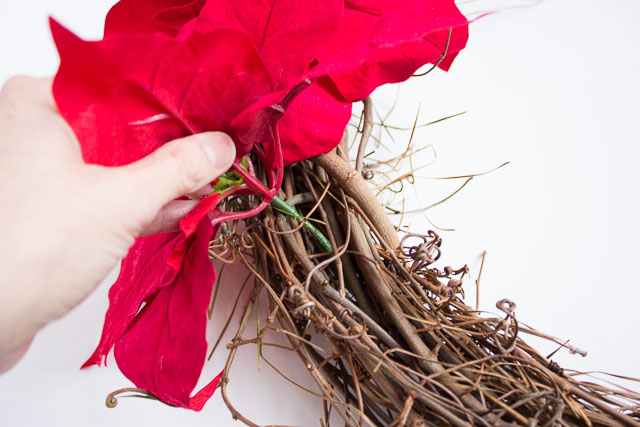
<box><xmin>1</xmin><ymin>1</ymin><xmax>639</xmax><ymax>426</ymax></box>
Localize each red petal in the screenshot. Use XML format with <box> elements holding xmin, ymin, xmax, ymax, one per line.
<box><xmin>276</xmin><ymin>79</ymin><xmax>352</xmax><ymax>165</ymax></box>
<box><xmin>82</xmin><ymin>194</ymin><xmax>221</xmax><ymax>374</ymax></box>
<box><xmin>113</xmin><ymin>219</ymin><xmax>216</xmax><ymax>408</ymax></box>
<box><xmin>52</xmin><ymin>19</ymin><xmax>272</xmax><ymax>165</ymax></box>
<box><xmin>51</xmin><ymin>19</ymin><xmax>188</xmax><ymax>166</ymax></box>
<box><xmin>104</xmin><ymin>0</ymin><xmax>204</xmax><ymax>37</ymax></box>
<box><xmin>57</xmin><ymin>0</ymin><xmax>474</xmax><ymax>413</ymax></box>
<box><xmin>82</xmin><ymin>231</ymin><xmax>185</xmax><ymax>368</ymax></box>
<box><xmin>153</xmin><ymin>0</ymin><xmax>205</xmax><ymax>36</ymax></box>
<box><xmin>316</xmin><ymin>0</ymin><xmax>469</xmax><ymax>101</ymax></box>
<box><xmin>145</xmin><ymin>28</ymin><xmax>272</xmax><ymax>154</ymax></box>
<box><xmin>197</xmin><ymin>0</ymin><xmax>342</xmax><ymax>89</ymax></box>
<box><xmin>230</xmin><ymin>79</ymin><xmax>310</xmax><ymax>163</ymax></box>
<box><xmin>179</xmin><ymin>192</ymin><xmax>221</xmax><ymax>237</ymax></box>
<box><xmin>188</xmin><ymin>370</ymin><xmax>223</xmax><ymax>411</ymax></box>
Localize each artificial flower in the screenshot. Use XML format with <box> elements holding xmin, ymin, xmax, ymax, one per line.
<box><xmin>51</xmin><ymin>0</ymin><xmax>469</xmax><ymax>409</ymax></box>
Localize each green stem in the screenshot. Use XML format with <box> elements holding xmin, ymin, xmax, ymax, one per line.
<box><xmin>270</xmin><ymin>196</ymin><xmax>333</xmax><ymax>253</ymax></box>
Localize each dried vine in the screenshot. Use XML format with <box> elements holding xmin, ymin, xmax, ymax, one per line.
<box><xmin>205</xmin><ymin>101</ymin><xmax>640</xmax><ymax>426</ymax></box>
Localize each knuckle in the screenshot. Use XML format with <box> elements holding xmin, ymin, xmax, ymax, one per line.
<box><xmin>167</xmin><ymin>142</ymin><xmax>211</xmax><ymax>192</ymax></box>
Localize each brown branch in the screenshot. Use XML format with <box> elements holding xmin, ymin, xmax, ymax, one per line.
<box><xmin>356</xmin><ymin>97</ymin><xmax>374</xmax><ymax>174</ymax></box>
<box><xmin>313</xmin><ymin>151</ymin><xmax>400</xmax><ymax>249</ymax></box>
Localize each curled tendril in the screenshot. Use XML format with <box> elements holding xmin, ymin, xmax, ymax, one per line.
<box><xmin>380</xmin><ymin>178</ymin><xmax>404</xmax><ymax>194</ymax></box>
<box><xmin>318</xmin><ymin>310</ymin><xmax>367</xmax><ymax>341</ymax></box>
<box><xmin>287</xmin><ymin>282</ymin><xmax>315</xmax><ymax>319</ymax></box>
<box><xmin>494</xmin><ymin>299</ymin><xmax>519</xmax><ymax>355</ymax></box>
<box><xmin>400</xmin><ymin>231</ymin><xmax>442</xmax><ymax>271</ymax></box>
<box><xmin>362</xmin><ymin>169</ymin><xmax>375</xmax><ymax>180</ymax></box>
<box><xmin>497</xmin><ymin>299</ymin><xmax>516</xmax><ymax>315</ymax></box>
<box><xmin>435</xmin><ymin>264</ymin><xmax>469</xmax><ymax>299</ymax></box>
<box><xmin>208</xmin><ymin>235</ymin><xmax>236</xmax><ymax>264</ymax></box>
<box><xmin>240</xmin><ymin>225</ymin><xmax>260</xmax><ymax>249</ymax></box>
<box><xmin>443</xmin><ymin>265</ymin><xmax>469</xmax><ymax>277</ymax></box>
<box><xmin>337</xmin><ymin>307</ymin><xmax>353</xmax><ymax>322</ymax></box>
<box><xmin>105</xmin><ymin>388</ymin><xmax>162</xmax><ymax>408</ymax></box>
<box><xmin>548</xmin><ymin>360</ymin><xmax>564</xmax><ymax>376</ymax></box>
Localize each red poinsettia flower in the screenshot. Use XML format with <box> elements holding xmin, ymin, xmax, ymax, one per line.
<box><xmin>52</xmin><ymin>0</ymin><xmax>468</xmax><ymax>410</ymax></box>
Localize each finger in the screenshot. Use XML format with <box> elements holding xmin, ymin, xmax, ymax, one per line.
<box><xmin>120</xmin><ymin>131</ymin><xmax>235</xmax><ymax>214</ymax></box>
<box><xmin>139</xmin><ymin>199</ymin><xmax>199</xmax><ymax>236</ymax></box>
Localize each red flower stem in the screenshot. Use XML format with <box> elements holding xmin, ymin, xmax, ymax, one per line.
<box><xmin>225</xmin><ymin>183</ymin><xmax>255</xmax><ymax>197</ymax></box>
<box><xmin>245</xmin><ymin>155</ymin><xmax>256</xmax><ymax>176</ymax></box>
<box><xmin>252</xmin><ymin>145</ymin><xmax>276</xmax><ymax>190</ymax></box>
<box><xmin>231</xmin><ymin>160</ymin><xmax>273</xmax><ymax>199</ymax></box>
<box><xmin>272</xmin><ymin>123</ymin><xmax>284</xmax><ymax>193</ymax></box>
<box><xmin>212</xmin><ymin>199</ymin><xmax>271</xmax><ymax>226</ymax></box>
<box><xmin>214</xmin><ymin>123</ymin><xmax>285</xmax><ymax>226</ymax></box>
<box><xmin>209</xmin><ymin>183</ymin><xmax>268</xmax><ymax>226</ymax></box>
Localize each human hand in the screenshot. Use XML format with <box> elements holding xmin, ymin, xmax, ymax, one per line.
<box><xmin>0</xmin><ymin>76</ymin><xmax>236</xmax><ymax>372</ymax></box>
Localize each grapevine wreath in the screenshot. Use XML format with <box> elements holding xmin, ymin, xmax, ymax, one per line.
<box><xmin>51</xmin><ymin>1</ymin><xmax>640</xmax><ymax>425</ymax></box>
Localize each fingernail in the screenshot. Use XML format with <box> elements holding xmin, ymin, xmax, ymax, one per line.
<box><xmin>199</xmin><ymin>132</ymin><xmax>236</xmax><ymax>170</ymax></box>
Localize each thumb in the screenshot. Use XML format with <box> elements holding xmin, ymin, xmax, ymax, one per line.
<box><xmin>117</xmin><ymin>131</ymin><xmax>236</xmax><ymax>217</ymax></box>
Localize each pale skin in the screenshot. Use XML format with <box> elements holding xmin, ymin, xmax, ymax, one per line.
<box><xmin>0</xmin><ymin>76</ymin><xmax>236</xmax><ymax>373</ymax></box>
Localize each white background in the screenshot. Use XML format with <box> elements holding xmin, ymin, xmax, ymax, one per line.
<box><xmin>1</xmin><ymin>1</ymin><xmax>639</xmax><ymax>426</ymax></box>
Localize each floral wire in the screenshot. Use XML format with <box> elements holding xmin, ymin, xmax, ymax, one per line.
<box><xmin>270</xmin><ymin>196</ymin><xmax>333</xmax><ymax>253</ymax></box>
<box><xmin>270</xmin><ymin>176</ymin><xmax>331</xmax><ymax>233</ymax></box>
